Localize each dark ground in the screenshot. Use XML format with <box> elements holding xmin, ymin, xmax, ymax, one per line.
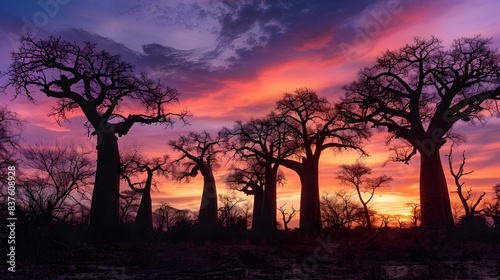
<box><xmin>1</xmin><ymin>226</ymin><xmax>500</xmax><ymax>279</ymax></box>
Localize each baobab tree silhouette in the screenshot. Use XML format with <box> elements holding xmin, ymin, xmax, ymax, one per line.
<box><xmin>169</xmin><ymin>130</ymin><xmax>221</xmax><ymax>232</ymax></box>
<box><xmin>272</xmin><ymin>88</ymin><xmax>369</xmax><ymax>234</ymax></box>
<box><xmin>120</xmin><ymin>146</ymin><xmax>171</xmax><ymax>232</ymax></box>
<box><xmin>341</xmin><ymin>35</ymin><xmax>500</xmax><ymax>243</ymax></box>
<box><xmin>1</xmin><ymin>35</ymin><xmax>189</xmax><ymax>233</ymax></box>
<box><xmin>222</xmin><ymin>115</ymin><xmax>293</xmax><ymax>232</ymax></box>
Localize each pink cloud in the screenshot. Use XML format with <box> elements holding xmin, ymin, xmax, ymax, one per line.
<box><xmin>2</xmin><ymin>0</ymin><xmax>500</xmax><ymax>222</ymax></box>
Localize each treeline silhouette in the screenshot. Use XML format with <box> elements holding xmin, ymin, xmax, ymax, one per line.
<box><xmin>0</xmin><ymin>34</ymin><xmax>500</xmax><ymax>253</ymax></box>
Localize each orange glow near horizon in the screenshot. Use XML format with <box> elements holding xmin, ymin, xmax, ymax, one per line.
<box><xmin>1</xmin><ymin>0</ymin><xmax>500</xmax><ymax>230</ymax></box>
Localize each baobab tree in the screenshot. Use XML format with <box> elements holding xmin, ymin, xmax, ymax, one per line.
<box><xmin>341</xmin><ymin>35</ymin><xmax>500</xmax><ymax>240</ymax></box>
<box><xmin>222</xmin><ymin>115</ymin><xmax>293</xmax><ymax>232</ymax></box>
<box><xmin>225</xmin><ymin>163</ymin><xmax>265</xmax><ymax>230</ymax></box>
<box><xmin>1</xmin><ymin>36</ymin><xmax>189</xmax><ymax>232</ymax></box>
<box><xmin>169</xmin><ymin>130</ymin><xmax>221</xmax><ymax>231</ymax></box>
<box><xmin>121</xmin><ymin>146</ymin><xmax>171</xmax><ymax>231</ymax></box>
<box><xmin>336</xmin><ymin>162</ymin><xmax>392</xmax><ymax>230</ymax></box>
<box><xmin>273</xmin><ymin>89</ymin><xmax>369</xmax><ymax>234</ymax></box>
<box><xmin>446</xmin><ymin>147</ymin><xmax>486</xmax><ymax>227</ymax></box>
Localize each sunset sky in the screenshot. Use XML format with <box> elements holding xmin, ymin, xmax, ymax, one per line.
<box><xmin>1</xmin><ymin>0</ymin><xmax>500</xmax><ymax>228</ymax></box>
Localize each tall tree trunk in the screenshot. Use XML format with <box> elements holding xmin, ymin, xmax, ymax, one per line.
<box><xmin>419</xmin><ymin>148</ymin><xmax>454</xmax><ymax>243</ymax></box>
<box><xmin>251</xmin><ymin>186</ymin><xmax>264</xmax><ymax>231</ymax></box>
<box><xmin>261</xmin><ymin>164</ymin><xmax>277</xmax><ymax>232</ymax></box>
<box><xmin>362</xmin><ymin>203</ymin><xmax>372</xmax><ymax>230</ymax></box>
<box><xmin>298</xmin><ymin>158</ymin><xmax>321</xmax><ymax>235</ymax></box>
<box><xmin>198</xmin><ymin>164</ymin><xmax>218</xmax><ymax>230</ymax></box>
<box><xmin>135</xmin><ymin>172</ymin><xmax>153</xmax><ymax>231</ymax></box>
<box><xmin>90</xmin><ymin>133</ymin><xmax>120</xmax><ymax>232</ymax></box>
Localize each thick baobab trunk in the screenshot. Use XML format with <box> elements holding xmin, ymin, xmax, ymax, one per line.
<box><xmin>90</xmin><ymin>133</ymin><xmax>120</xmax><ymax>232</ymax></box>
<box><xmin>135</xmin><ymin>191</ymin><xmax>153</xmax><ymax>231</ymax></box>
<box><xmin>418</xmin><ymin>149</ymin><xmax>454</xmax><ymax>242</ymax></box>
<box><xmin>198</xmin><ymin>164</ymin><xmax>218</xmax><ymax>230</ymax></box>
<box><xmin>261</xmin><ymin>164</ymin><xmax>277</xmax><ymax>231</ymax></box>
<box><xmin>298</xmin><ymin>159</ymin><xmax>321</xmax><ymax>235</ymax></box>
<box><xmin>251</xmin><ymin>186</ymin><xmax>264</xmax><ymax>231</ymax></box>
<box><xmin>134</xmin><ymin>173</ymin><xmax>153</xmax><ymax>231</ymax></box>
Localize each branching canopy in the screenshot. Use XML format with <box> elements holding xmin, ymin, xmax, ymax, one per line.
<box><xmin>1</xmin><ymin>35</ymin><xmax>190</xmax><ymax>138</ymax></box>
<box><xmin>169</xmin><ymin>130</ymin><xmax>221</xmax><ymax>181</ymax></box>
<box><xmin>275</xmin><ymin>88</ymin><xmax>370</xmax><ymax>161</ymax></box>
<box><xmin>120</xmin><ymin>144</ymin><xmax>171</xmax><ymax>193</ymax></box>
<box><xmin>342</xmin><ymin>35</ymin><xmax>500</xmax><ymax>163</ymax></box>
<box><xmin>18</xmin><ymin>142</ymin><xmax>95</xmax><ymax>221</ymax></box>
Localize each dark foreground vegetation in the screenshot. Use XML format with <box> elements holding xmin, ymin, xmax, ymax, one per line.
<box><xmin>1</xmin><ymin>34</ymin><xmax>500</xmax><ymax>279</ymax></box>
<box><xmin>1</xmin><ymin>222</ymin><xmax>499</xmax><ymax>279</ymax></box>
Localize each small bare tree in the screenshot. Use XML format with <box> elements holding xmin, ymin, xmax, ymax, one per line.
<box><xmin>321</xmin><ymin>191</ymin><xmax>364</xmax><ymax>230</ymax></box>
<box><xmin>378</xmin><ymin>214</ymin><xmax>393</xmax><ymax>228</ymax></box>
<box><xmin>153</xmin><ymin>203</ymin><xmax>194</xmax><ymax>232</ymax></box>
<box><xmin>18</xmin><ymin>142</ymin><xmax>95</xmax><ymax>223</ymax></box>
<box><xmin>405</xmin><ymin>202</ymin><xmax>421</xmax><ymax>227</ymax></box>
<box><xmin>153</xmin><ymin>203</ymin><xmax>176</xmax><ymax>232</ymax></box>
<box><xmin>119</xmin><ymin>190</ymin><xmax>141</xmax><ymax>224</ymax></box>
<box><xmin>277</xmin><ymin>203</ymin><xmax>299</xmax><ymax>231</ymax></box>
<box><xmin>446</xmin><ymin>147</ymin><xmax>486</xmax><ymax>227</ymax></box>
<box><xmin>393</xmin><ymin>214</ymin><xmax>407</xmax><ymax>229</ymax></box>
<box><xmin>450</xmin><ymin>201</ymin><xmax>465</xmax><ymax>225</ymax></box>
<box><xmin>336</xmin><ymin>162</ymin><xmax>392</xmax><ymax>230</ymax></box>
<box><xmin>218</xmin><ymin>193</ymin><xmax>248</xmax><ymax>229</ymax></box>
<box><xmin>483</xmin><ymin>184</ymin><xmax>500</xmax><ymax>228</ymax></box>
